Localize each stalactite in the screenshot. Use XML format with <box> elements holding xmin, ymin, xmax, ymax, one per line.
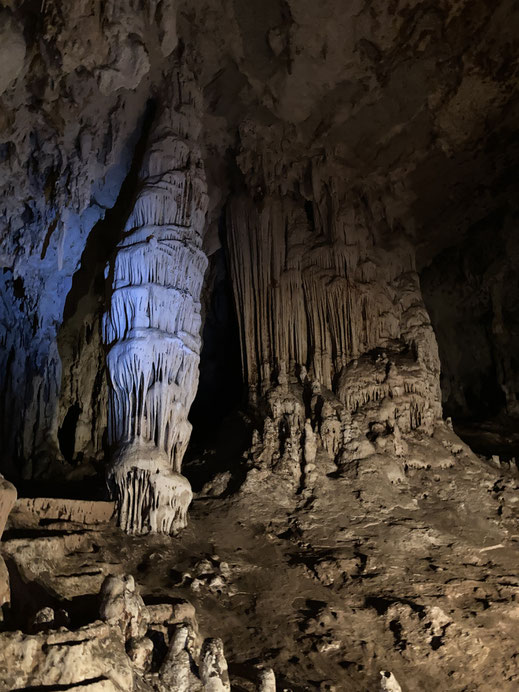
<box><xmin>227</xmin><ymin>180</ymin><xmax>442</xmax><ymax>474</ymax></box>
<box><xmin>103</xmin><ymin>68</ymin><xmax>208</xmax><ymax>534</ymax></box>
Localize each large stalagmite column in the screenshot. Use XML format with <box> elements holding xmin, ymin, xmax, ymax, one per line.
<box><xmin>103</xmin><ymin>70</ymin><xmax>208</xmax><ymax>534</ymax></box>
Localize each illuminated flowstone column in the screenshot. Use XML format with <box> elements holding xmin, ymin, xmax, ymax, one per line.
<box><xmin>103</xmin><ymin>72</ymin><xmax>208</xmax><ymax>534</ymax></box>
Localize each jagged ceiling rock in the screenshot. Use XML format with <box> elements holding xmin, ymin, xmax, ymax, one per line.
<box><xmin>182</xmin><ymin>0</ymin><xmax>518</xmax><ymax>259</ymax></box>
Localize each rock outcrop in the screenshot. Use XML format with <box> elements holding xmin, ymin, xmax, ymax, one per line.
<box><xmin>0</xmin><ymin>567</ymin><xmax>239</xmax><ymax>692</ymax></box>
<box><xmin>0</xmin><ymin>475</ymin><xmax>17</xmax><ymax>539</ymax></box>
<box><xmin>0</xmin><ymin>476</ymin><xmax>17</xmax><ymax>610</ymax></box>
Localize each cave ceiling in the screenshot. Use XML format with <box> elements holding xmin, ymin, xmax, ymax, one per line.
<box><xmin>179</xmin><ymin>0</ymin><xmax>519</xmax><ymax>264</ymax></box>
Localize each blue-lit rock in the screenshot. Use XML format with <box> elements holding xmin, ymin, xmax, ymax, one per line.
<box><xmin>103</xmin><ymin>70</ymin><xmax>208</xmax><ymax>534</ymax></box>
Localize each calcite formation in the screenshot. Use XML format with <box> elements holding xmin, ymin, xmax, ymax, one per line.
<box><xmin>103</xmin><ymin>69</ymin><xmax>208</xmax><ymax>534</ymax></box>
<box><xmin>0</xmin><ymin>563</ymin><xmax>236</xmax><ymax>691</ymax></box>
<box><xmin>160</xmin><ymin>623</ymin><xmax>203</xmax><ymax>691</ymax></box>
<box><xmin>228</xmin><ymin>181</ymin><xmax>442</xmax><ymax>479</ymax></box>
<box><xmin>99</xmin><ymin>574</ymin><xmax>150</xmax><ymax>641</ymax></box>
<box><xmin>200</xmin><ymin>638</ymin><xmax>231</xmax><ymax>692</ymax></box>
<box><xmin>0</xmin><ymin>474</ymin><xmax>17</xmax><ymax>539</ymax></box>
<box><xmin>258</xmin><ymin>667</ymin><xmax>277</xmax><ymax>692</ymax></box>
<box><xmin>0</xmin><ymin>476</ymin><xmax>16</xmax><ymax>611</ymax></box>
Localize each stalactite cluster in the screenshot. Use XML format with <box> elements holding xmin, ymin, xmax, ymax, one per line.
<box><xmin>103</xmin><ymin>68</ymin><xmax>208</xmax><ymax>534</ymax></box>
<box><xmin>227</xmin><ymin>181</ymin><xmax>442</xmax><ymax>478</ymax></box>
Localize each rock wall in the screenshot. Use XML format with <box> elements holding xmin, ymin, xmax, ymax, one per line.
<box><xmin>0</xmin><ymin>1</ymin><xmax>179</xmax><ymax>481</ymax></box>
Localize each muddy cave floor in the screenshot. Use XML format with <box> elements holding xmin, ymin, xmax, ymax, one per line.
<box><xmin>3</xmin><ymin>427</ymin><xmax>519</xmax><ymax>692</ymax></box>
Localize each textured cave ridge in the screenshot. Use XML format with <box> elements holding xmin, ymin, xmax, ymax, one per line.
<box><xmin>103</xmin><ymin>65</ymin><xmax>208</xmax><ymax>535</ymax></box>
<box><xmin>108</xmin><ymin>443</ymin><xmax>192</xmax><ymax>535</ymax></box>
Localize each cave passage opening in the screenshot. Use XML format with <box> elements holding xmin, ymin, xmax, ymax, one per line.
<box><xmin>421</xmin><ymin>206</ymin><xmax>519</xmax><ymax>461</ymax></box>
<box><xmin>184</xmin><ymin>213</ymin><xmax>247</xmax><ymax>492</ymax></box>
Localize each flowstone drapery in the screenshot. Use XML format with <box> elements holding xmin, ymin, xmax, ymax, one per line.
<box><xmin>103</xmin><ymin>71</ymin><xmax>208</xmax><ymax>534</ymax></box>
<box><xmin>227</xmin><ymin>176</ymin><xmax>443</xmax><ymax>483</ymax></box>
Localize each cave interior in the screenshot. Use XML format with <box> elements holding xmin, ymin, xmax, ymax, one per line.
<box><xmin>0</xmin><ymin>1</ymin><xmax>518</xmax><ymax>690</ymax></box>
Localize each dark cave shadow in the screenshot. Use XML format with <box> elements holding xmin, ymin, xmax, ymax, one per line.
<box><xmin>2</xmin><ymin>558</ymin><xmax>62</xmax><ymax>632</ymax></box>
<box><xmin>188</xmin><ymin>208</ymin><xmax>245</xmax><ymax>440</ymax></box>
<box><xmin>453</xmin><ymin>413</ymin><xmax>519</xmax><ymax>462</ymax></box>
<box><xmin>183</xmin><ymin>408</ymin><xmax>253</xmax><ymax>495</ymax></box>
<box><xmin>185</xmin><ymin>205</ymin><xmax>249</xmax><ymax>494</ymax></box>
<box><xmin>2</xmin><ymin>557</ymin><xmax>102</xmax><ymax>633</ymax></box>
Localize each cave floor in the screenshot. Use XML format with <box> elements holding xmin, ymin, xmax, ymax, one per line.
<box><xmin>3</xmin><ymin>443</ymin><xmax>519</xmax><ymax>691</ymax></box>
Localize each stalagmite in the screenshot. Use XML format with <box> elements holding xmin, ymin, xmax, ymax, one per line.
<box><xmin>380</xmin><ymin>671</ymin><xmax>403</xmax><ymax>692</ymax></box>
<box><xmin>103</xmin><ymin>69</ymin><xmax>208</xmax><ymax>534</ymax></box>
<box><xmin>99</xmin><ymin>574</ymin><xmax>150</xmax><ymax>641</ymax></box>
<box><xmin>199</xmin><ymin>638</ymin><xmax>231</xmax><ymax>692</ymax></box>
<box><xmin>0</xmin><ymin>475</ymin><xmax>16</xmax><ymax>612</ymax></box>
<box><xmin>160</xmin><ymin>624</ymin><xmax>201</xmax><ymax>691</ymax></box>
<box><xmin>257</xmin><ymin>667</ymin><xmax>276</xmax><ymax>692</ymax></box>
<box><xmin>0</xmin><ymin>475</ymin><xmax>16</xmax><ymax>539</ymax></box>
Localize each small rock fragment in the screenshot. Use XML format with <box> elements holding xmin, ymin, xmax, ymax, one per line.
<box><xmin>126</xmin><ymin>636</ymin><xmax>154</xmax><ymax>671</ymax></box>
<box><xmin>380</xmin><ymin>671</ymin><xmax>402</xmax><ymax>692</ymax></box>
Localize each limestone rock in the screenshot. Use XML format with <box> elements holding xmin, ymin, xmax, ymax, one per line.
<box><xmin>30</xmin><ymin>606</ymin><xmax>58</xmax><ymax>633</ymax></box>
<box><xmin>0</xmin><ymin>622</ymin><xmax>133</xmax><ymax>690</ymax></box>
<box><xmin>160</xmin><ymin>623</ymin><xmax>202</xmax><ymax>691</ymax></box>
<box><xmin>146</xmin><ymin>599</ymin><xmax>197</xmax><ymax>629</ymax></box>
<box><xmin>0</xmin><ymin>475</ymin><xmax>17</xmax><ymax>538</ymax></box>
<box><xmin>99</xmin><ymin>574</ymin><xmax>150</xmax><ymax>641</ymax></box>
<box><xmin>228</xmin><ymin>187</ymin><xmax>442</xmax><ymax>492</ymax></box>
<box><xmin>96</xmin><ymin>38</ymin><xmax>151</xmax><ymax>95</ymax></box>
<box><xmin>200</xmin><ymin>638</ymin><xmax>231</xmax><ymax>692</ymax></box>
<box><xmin>0</xmin><ymin>10</ymin><xmax>25</xmax><ymax>95</ymax></box>
<box><xmin>103</xmin><ymin>67</ymin><xmax>208</xmax><ymax>535</ymax></box>
<box><xmin>257</xmin><ymin>667</ymin><xmax>276</xmax><ymax>692</ymax></box>
<box><xmin>0</xmin><ymin>555</ymin><xmax>9</xmax><ymax>610</ymax></box>
<box><xmin>380</xmin><ymin>671</ymin><xmax>402</xmax><ymax>692</ymax></box>
<box><xmin>8</xmin><ymin>497</ymin><xmax>114</xmax><ymax>530</ymax></box>
<box><xmin>127</xmin><ymin>635</ymin><xmax>154</xmax><ymax>671</ymax></box>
